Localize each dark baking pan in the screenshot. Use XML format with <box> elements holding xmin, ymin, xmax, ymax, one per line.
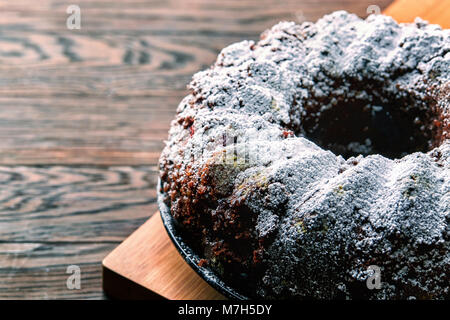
<box><xmin>158</xmin><ymin>185</ymin><xmax>249</xmax><ymax>300</ymax></box>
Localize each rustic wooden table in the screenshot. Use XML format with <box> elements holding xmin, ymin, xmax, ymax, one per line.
<box><xmin>0</xmin><ymin>0</ymin><xmax>393</xmax><ymax>299</ymax></box>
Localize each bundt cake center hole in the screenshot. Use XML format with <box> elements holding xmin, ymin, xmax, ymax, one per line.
<box><xmin>300</xmin><ymin>97</ymin><xmax>439</xmax><ymax>159</ymax></box>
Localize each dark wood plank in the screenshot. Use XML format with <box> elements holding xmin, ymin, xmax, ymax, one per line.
<box><xmin>0</xmin><ymin>96</ymin><xmax>180</xmax><ymax>165</ymax></box>
<box><xmin>0</xmin><ymin>166</ymin><xmax>158</xmax><ymax>299</ymax></box>
<box><xmin>0</xmin><ymin>166</ymin><xmax>158</xmax><ymax>242</ymax></box>
<box><xmin>0</xmin><ymin>0</ymin><xmax>394</xmax><ymax>34</ymax></box>
<box><xmin>0</xmin><ymin>0</ymin><xmax>393</xmax><ymax>166</ymax></box>
<box><xmin>0</xmin><ymin>242</ymin><xmax>112</xmax><ymax>299</ymax></box>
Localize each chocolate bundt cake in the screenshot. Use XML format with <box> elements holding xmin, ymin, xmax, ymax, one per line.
<box><xmin>159</xmin><ymin>11</ymin><xmax>450</xmax><ymax>299</ymax></box>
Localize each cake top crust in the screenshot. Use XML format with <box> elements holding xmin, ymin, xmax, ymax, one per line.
<box><xmin>160</xmin><ymin>11</ymin><xmax>450</xmax><ymax>299</ymax></box>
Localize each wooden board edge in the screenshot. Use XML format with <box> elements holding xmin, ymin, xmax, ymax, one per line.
<box><xmin>102</xmin><ymin>264</ymin><xmax>166</xmax><ymax>300</ymax></box>
<box><xmin>384</xmin><ymin>0</ymin><xmax>450</xmax><ymax>28</ymax></box>
<box><xmin>102</xmin><ymin>212</ymin><xmax>226</xmax><ymax>300</ymax></box>
<box><xmin>101</xmin><ymin>214</ymin><xmax>165</xmax><ymax>300</ymax></box>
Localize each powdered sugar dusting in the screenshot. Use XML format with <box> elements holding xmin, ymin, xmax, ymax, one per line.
<box><xmin>159</xmin><ymin>11</ymin><xmax>450</xmax><ymax>299</ymax></box>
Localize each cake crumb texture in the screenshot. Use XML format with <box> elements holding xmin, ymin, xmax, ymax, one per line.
<box><xmin>159</xmin><ymin>11</ymin><xmax>449</xmax><ymax>299</ymax></box>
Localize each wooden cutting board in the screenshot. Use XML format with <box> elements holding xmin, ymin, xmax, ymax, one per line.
<box><xmin>384</xmin><ymin>0</ymin><xmax>450</xmax><ymax>28</ymax></box>
<box><xmin>102</xmin><ymin>212</ymin><xmax>225</xmax><ymax>300</ymax></box>
<box><xmin>102</xmin><ymin>0</ymin><xmax>449</xmax><ymax>300</ymax></box>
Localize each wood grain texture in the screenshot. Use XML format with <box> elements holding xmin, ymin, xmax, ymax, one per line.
<box><xmin>0</xmin><ymin>166</ymin><xmax>158</xmax><ymax>242</ymax></box>
<box><xmin>0</xmin><ymin>166</ymin><xmax>158</xmax><ymax>299</ymax></box>
<box><xmin>1</xmin><ymin>242</ymin><xmax>112</xmax><ymax>299</ymax></box>
<box><xmin>103</xmin><ymin>213</ymin><xmax>225</xmax><ymax>300</ymax></box>
<box><xmin>0</xmin><ymin>96</ymin><xmax>180</xmax><ymax>165</ymax></box>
